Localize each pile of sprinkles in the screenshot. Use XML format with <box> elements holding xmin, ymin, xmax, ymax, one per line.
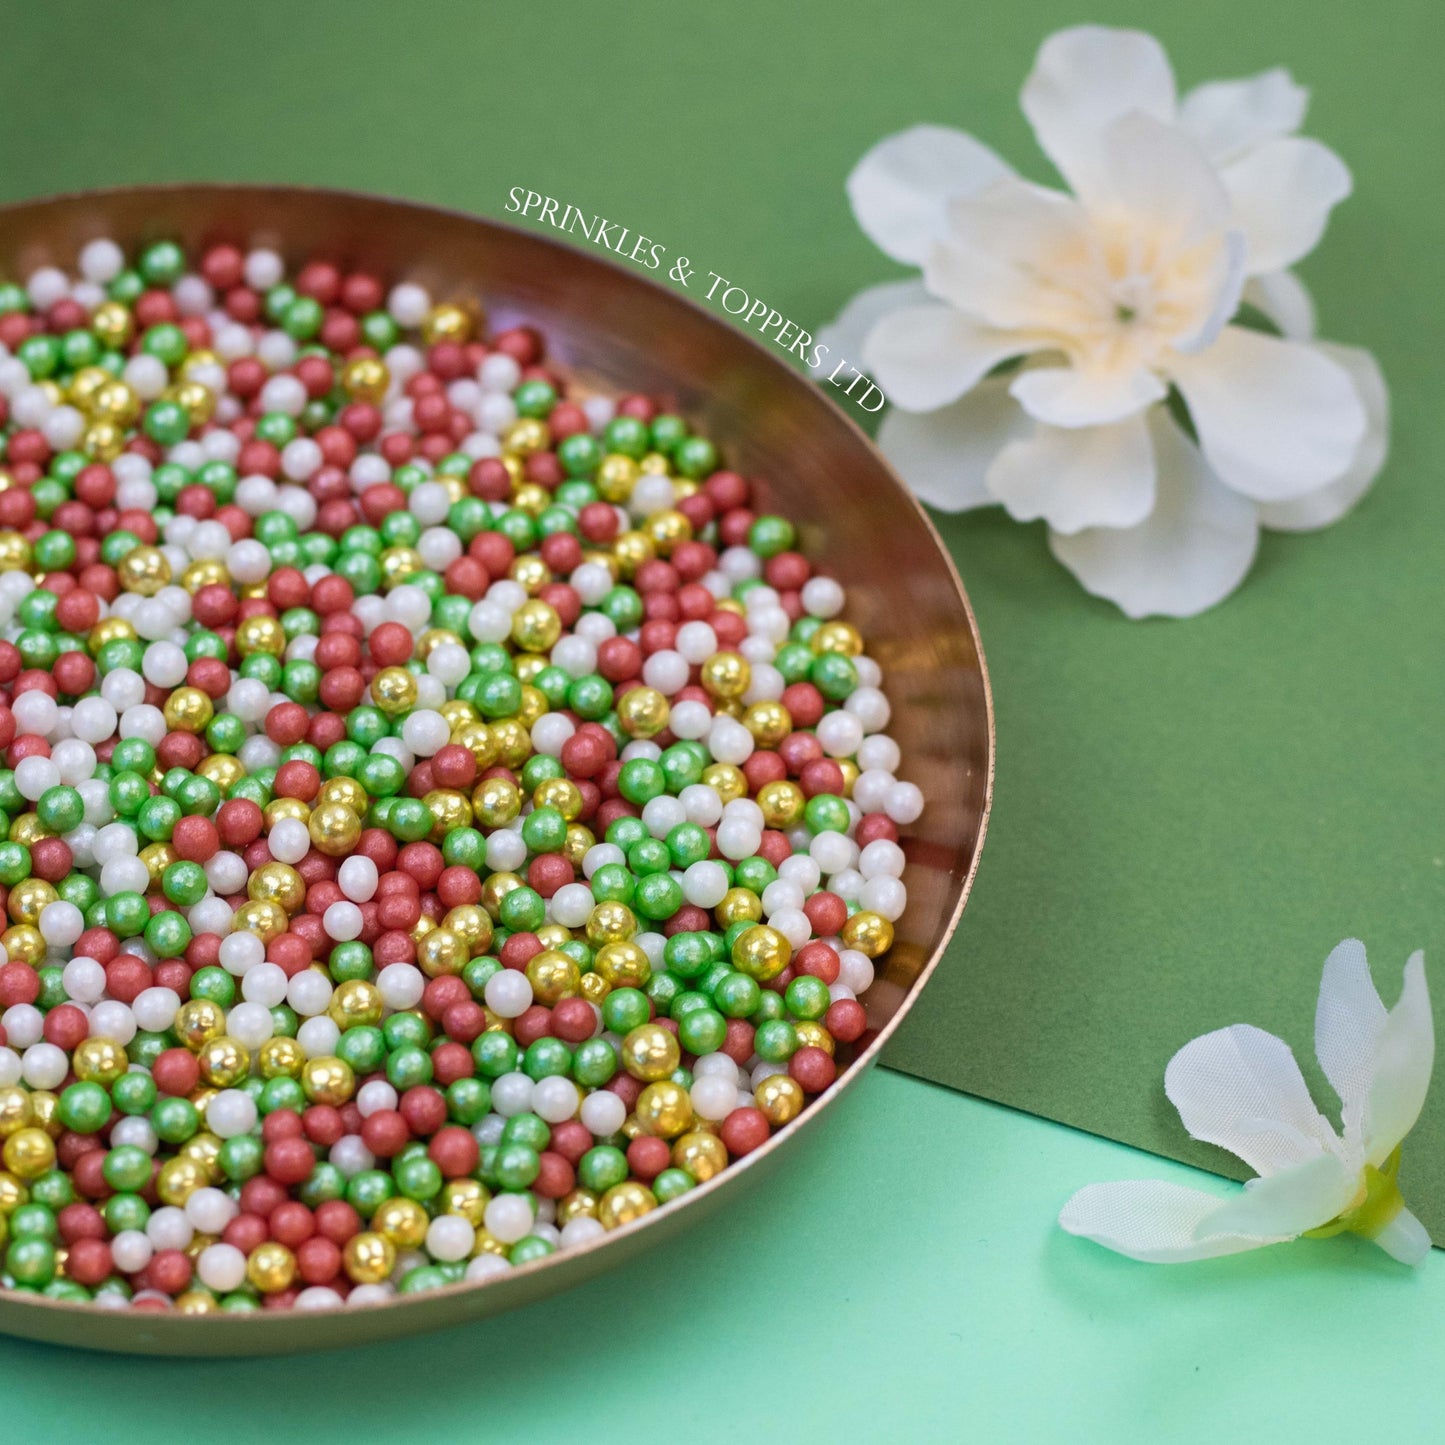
<box><xmin>0</xmin><ymin>236</ymin><xmax>924</xmax><ymax>1314</ymax></box>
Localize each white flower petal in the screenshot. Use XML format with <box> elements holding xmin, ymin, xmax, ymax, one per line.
<box><xmin>1199</xmin><ymin>1150</ymin><xmax>1359</xmax><ymax>1240</ymax></box>
<box><xmin>1086</xmin><ymin>112</ymin><xmax>1231</xmax><ymax>246</ymax></box>
<box><xmin>1173</xmin><ymin>231</ymin><xmax>1248</xmax><ymax>355</ymax></box>
<box><xmin>1178</xmin><ymin>68</ymin><xmax>1310</xmax><ymax>164</ymax></box>
<box><xmin>1021</xmin><ymin>26</ymin><xmax>1177</xmax><ymax>196</ymax></box>
<box><xmin>1163</xmin><ymin>1018</ymin><xmax>1338</xmax><ymax>1175</ymax></box>
<box><xmin>1009</xmin><ymin>364</ymin><xmax>1165</xmax><ymax>428</ymax></box>
<box><xmin>1060</xmin><ymin>1180</ymin><xmax>1287</xmax><ymax>1263</ymax></box>
<box><xmin>1258</xmin><ymin>343</ymin><xmax>1388</xmax><ymax>531</ymax></box>
<box><xmin>927</xmin><ymin>180</ymin><xmax>1089</xmax><ymax>332</ymax></box>
<box><xmin>862</xmin><ymin>304</ymin><xmax>1031</xmax><ymax>413</ymax></box>
<box><xmin>1243</xmin><ymin>270</ymin><xmax>1317</xmax><ymax>341</ymax></box>
<box><xmin>846</xmin><ymin>124</ymin><xmax>1014</xmax><ymax>266</ymax></box>
<box><xmin>876</xmin><ymin>376</ymin><xmax>1026</xmax><ymax>511</ymax></box>
<box><xmin>1362</xmin><ymin>952</ymin><xmax>1433</xmax><ymax>1166</ymax></box>
<box><xmin>1314</xmin><ymin>938</ymin><xmax>1387</xmax><ymax>1143</ymax></box>
<box><xmin>812</xmin><ymin>279</ymin><xmax>931</xmax><ymax>375</ymax></box>
<box><xmin>1169</xmin><ymin>326</ymin><xmax>1367</xmax><ymax>502</ymax></box>
<box><xmin>1220</xmin><ymin>137</ymin><xmax>1352</xmax><ymax>274</ymax></box>
<box><xmin>1049</xmin><ymin>412</ymin><xmax>1259</xmax><ymax>619</ymax></box>
<box><xmin>986</xmin><ymin>412</ymin><xmax>1154</xmax><ymax>533</ymax></box>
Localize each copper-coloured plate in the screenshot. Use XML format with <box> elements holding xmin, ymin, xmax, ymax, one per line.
<box><xmin>0</xmin><ymin>186</ymin><xmax>993</xmax><ymax>1355</ymax></box>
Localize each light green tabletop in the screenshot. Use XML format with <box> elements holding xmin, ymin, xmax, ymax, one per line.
<box><xmin>0</xmin><ymin>1</ymin><xmax>1439</xmax><ymax>1438</ymax></box>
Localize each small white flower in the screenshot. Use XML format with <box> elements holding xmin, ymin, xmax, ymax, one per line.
<box><xmin>820</xmin><ymin>26</ymin><xmax>1388</xmax><ymax>618</ymax></box>
<box><xmin>1060</xmin><ymin>940</ymin><xmax>1433</xmax><ymax>1266</ymax></box>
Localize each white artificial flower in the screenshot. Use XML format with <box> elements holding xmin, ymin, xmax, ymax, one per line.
<box><xmin>820</xmin><ymin>25</ymin><xmax>1388</xmax><ymax>618</ymax></box>
<box><xmin>1060</xmin><ymin>940</ymin><xmax>1433</xmax><ymax>1266</ymax></box>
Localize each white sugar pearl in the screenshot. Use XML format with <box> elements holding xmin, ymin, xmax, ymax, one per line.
<box><xmin>861</xmin><ymin>875</ymin><xmax>908</xmax><ymax>920</ymax></box>
<box><xmin>0</xmin><ymin>1049</ymin><xmax>20</xmax><ymax>1087</ymax></box>
<box><xmin>801</xmin><ymin>575</ymin><xmax>845</xmax><ymax>617</ymax></box>
<box><xmin>189</xmin><ymin>897</ymin><xmax>233</xmax><ymax>938</ymax></box>
<box><xmin>426</xmin><ymin>1215</ymin><xmax>475</xmax><ymax>1263</ymax></box>
<box><xmin>530</xmin><ymin>712</ymin><xmax>575</xmax><ymax>758</ymax></box>
<box><xmin>427</xmin><ymin>642</ymin><xmax>470</xmax><ymax>686</ymax></box>
<box><xmin>641</xmin><ymin>795</ymin><xmax>685</xmax><ymax>838</ymax></box>
<box><xmin>61</xmin><ymin>956</ymin><xmax>106</xmax><ymax>1005</ymax></box>
<box><xmin>338</xmin><ymin>855</ymin><xmax>379</xmax><ymax>903</ymax></box>
<box><xmin>323</xmin><ymin>901</ymin><xmax>363</xmax><ymax>941</ymax></box>
<box><xmin>859</xmin><ymin>838</ymin><xmax>906</xmax><ymax>879</ymax></box>
<box><xmin>468</xmin><ymin>600</ymin><xmax>511</xmax><ymax>643</ymax></box>
<box><xmin>147</xmin><ymin>1206</ymin><xmax>193</xmax><ymax>1251</ymax></box>
<box><xmin>26</xmin><ymin>266</ymin><xmax>68</xmax><ymax>309</ymax></box>
<box><xmin>51</xmin><ymin>738</ymin><xmax>96</xmax><ymax>785</ymax></box>
<box><xmin>846</xmin><ymin>686</ymin><xmax>890</xmax><ymax>732</ymax></box>
<box><xmin>80</xmin><ymin>238</ymin><xmax>125</xmax><ymax>283</ymax></box>
<box><xmin>111</xmin><ymin>1231</ymin><xmax>153</xmax><ymax>1273</ymax></box>
<box><xmin>484</xmin><ymin>1193</ymin><xmax>534</xmax><ymax>1245</ymax></box>
<box><xmin>226</xmin><ymin>538</ymin><xmax>272</xmax><ymax>585</ymax></box>
<box><xmin>830</xmin><ymin>868</ymin><xmax>865</xmax><ymax>902</ymax></box>
<box><xmin>817</xmin><ymin>710</ymin><xmax>864</xmax><ymax>759</ymax></box>
<box><xmin>885</xmin><ymin>780</ymin><xmax>925</xmax><ymax>825</ymax></box>
<box><xmin>811</xmin><ymin>830</ymin><xmax>857</xmax><ymax>875</ymax></box>
<box><xmin>330</xmin><ymin>1135</ymin><xmax>373</xmax><ymax>1177</ymax></box>
<box><xmin>560</xmin><ymin>1216</ymin><xmax>605</xmax><ymax>1248</ymax></box>
<box><xmin>674</xmin><ymin>784</ymin><xmax>719</xmax><ymax>827</ymax></box>
<box><xmin>484</xmin><ymin>970</ymin><xmax>532</xmax><ymax>1019</ymax></box>
<box><xmin>297</xmin><ymin>1016</ymin><xmax>340</xmax><ymax>1058</ymax></box>
<box><xmin>388</xmin><ymin>282</ymin><xmax>430</xmax><ymax>326</ymax></box>
<box><xmin>465</xmin><ymin>1253</ymin><xmax>511</xmax><ymax>1284</ymax></box>
<box><xmin>376</xmin><ymin>963</ymin><xmax>425</xmax><ymax>1011</ymax></box>
<box><xmin>485</xmin><ymin>829</ymin><xmax>526</xmax><ymax>872</ymax></box>
<box><xmin>89</xmin><ymin>1000</ymin><xmax>137</xmax><ymax>1044</ymax></box>
<box><xmin>839</xmin><ymin>949</ymin><xmax>875</xmax><ymax>993</ymax></box>
<box><xmin>549</xmin><ymin>635</ymin><xmax>595</xmax><ymax>678</ymax></box>
<box><xmin>133</xmin><ymin>987</ymin><xmax>181</xmax><ymax>1032</ymax></box>
<box><xmin>70</xmin><ymin>696</ymin><xmax>118</xmax><ymax>745</ymax></box>
<box><xmin>207</xmin><ymin>1089</ymin><xmax>258</xmax><ymax>1140</ymax></box>
<box><xmin>716</xmin><ymin>817</ymin><xmax>761</xmax><ymax>861</ymax></box>
<box><xmin>357</xmin><ymin>1080</ymin><xmax>398</xmax><ymax>1117</ymax></box>
<box><xmin>39</xmin><ymin>900</ymin><xmax>84</xmax><ymax>947</ymax></box>
<box><xmin>243</xmin><ymin>247</ymin><xmax>283</xmax><ymax>288</ymax></box>
<box><xmin>769</xmin><ymin>907</ymin><xmax>813</xmax><ymax>949</ymax></box>
<box><xmin>582</xmin><ymin>843</ymin><xmax>624</xmax><ymax>877</ymax></box>
<box><xmin>674</xmin><ymin>621</ymin><xmax>718</xmax><ymax>664</ymax></box>
<box><xmin>119</xmin><ymin>703</ymin><xmax>166</xmax><ymax>745</ymax></box>
<box><xmin>227</xmin><ymin>1002</ymin><xmax>275</xmax><ymax>1049</ymax></box>
<box><xmin>489</xmin><ymin>1071</ymin><xmax>534</xmax><ymax>1118</ymax></box>
<box><xmin>196</xmin><ymin>1242</ymin><xmax>248</xmax><ymax>1293</ymax></box>
<box><xmin>12</xmin><ymin>690</ymin><xmax>58</xmax><ymax>738</ymax></box>
<box><xmin>682</xmin><ymin>860</ymin><xmax>729</xmax><ymax>909</ymax></box>
<box><xmin>399</xmin><ymin>709</ymin><xmax>449</xmax><ymax>759</ymax></box>
<box><xmin>206</xmin><ymin>851</ymin><xmax>248</xmax><ymax>896</ymax></box>
<box><xmin>288</xmin><ymin>969</ymin><xmax>333</xmax><ymax>1018</ymax></box>
<box><xmin>22</xmin><ymin>1041</ymin><xmax>68</xmax><ymax>1089</ymax></box>
<box><xmin>579</xmin><ymin>1089</ymin><xmax>626</xmax><ymax>1137</ymax></box>
<box><xmin>111</xmin><ymin>1116</ymin><xmax>156</xmax><ymax>1153</ymax></box>
<box><xmin>186</xmin><ymin>1187</ymin><xmax>237</xmax><ymax>1234</ymax></box>
<box><xmin>267</xmin><ymin>817</ymin><xmax>311</xmax><ymax>865</ymax></box>
<box><xmin>849</xmin><ymin>734</ymin><xmax>895</xmax><ymax>780</ymax></box>
<box><xmin>219</xmin><ymin>930</ymin><xmax>265</xmax><ymax>976</ymax></box>
<box><xmin>548</xmin><ymin>883</ymin><xmax>594</xmax><ymax>929</ymax></box>
<box><xmin>708</xmin><ymin>716</ymin><xmax>754</xmax><ymax>767</ymax></box>
<box><xmin>852</xmin><ymin>769</ymin><xmax>894</xmax><ymax>814</ymax></box>
<box><xmin>14</xmin><ymin>755</ymin><xmax>59</xmax><ymax>800</ymax></box>
<box><xmin>532</xmin><ymin>1076</ymin><xmax>579</xmax><ymax>1124</ymax></box>
<box><xmin>690</xmin><ymin>1075</ymin><xmax>738</xmax><ymax>1121</ymax></box>
<box><xmin>642</xmin><ymin>650</ymin><xmax>688</xmax><ymax>695</ymax></box>
<box><xmin>100</xmin><ymin>849</ymin><xmax>149</xmax><ymax>895</ymax></box>
<box><xmin>854</xmin><ymin>655</ymin><xmax>881</xmax><ymax>689</ymax></box>
<box><xmin>240</xmin><ymin>962</ymin><xmax>289</xmax><ymax>1009</ymax></box>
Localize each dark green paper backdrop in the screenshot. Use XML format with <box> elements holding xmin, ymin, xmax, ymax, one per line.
<box><xmin>0</xmin><ymin>0</ymin><xmax>1440</xmax><ymax>1225</ymax></box>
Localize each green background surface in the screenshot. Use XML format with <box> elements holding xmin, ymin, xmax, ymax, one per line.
<box><xmin>0</xmin><ymin>0</ymin><xmax>1440</xmax><ymax>1436</ymax></box>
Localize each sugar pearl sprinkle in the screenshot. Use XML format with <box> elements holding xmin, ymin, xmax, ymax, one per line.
<box><xmin>0</xmin><ymin>237</ymin><xmax>917</xmax><ymax>1313</ymax></box>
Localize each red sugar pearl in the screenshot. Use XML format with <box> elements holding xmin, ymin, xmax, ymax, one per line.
<box><xmin>720</xmin><ymin>1107</ymin><xmax>770</xmax><ymax>1157</ymax></box>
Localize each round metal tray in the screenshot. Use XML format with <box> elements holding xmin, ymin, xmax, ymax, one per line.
<box><xmin>0</xmin><ymin>185</ymin><xmax>994</xmax><ymax>1354</ymax></box>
